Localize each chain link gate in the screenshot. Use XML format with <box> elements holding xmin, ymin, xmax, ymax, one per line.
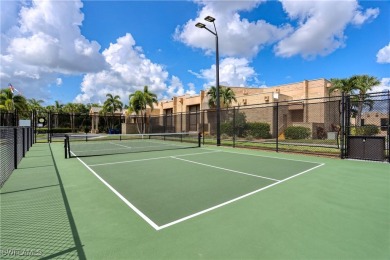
<box><xmin>341</xmin><ymin>92</ymin><xmax>390</xmax><ymax>162</ymax></box>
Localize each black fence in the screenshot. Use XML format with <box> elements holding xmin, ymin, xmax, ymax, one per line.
<box><xmin>0</xmin><ymin>126</ymin><xmax>34</xmax><ymax>188</ymax></box>
<box><xmin>341</xmin><ymin>92</ymin><xmax>390</xmax><ymax>161</ymax></box>
<box><xmin>0</xmin><ymin>91</ymin><xmax>388</xmax><ymax>162</ymax></box>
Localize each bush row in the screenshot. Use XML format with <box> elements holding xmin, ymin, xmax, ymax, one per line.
<box><xmin>221</xmin><ymin>122</ymin><xmax>271</xmax><ymax>139</ymax></box>
<box><xmin>284</xmin><ymin>126</ymin><xmax>311</xmax><ymax>139</ymax></box>
<box><xmin>36</xmin><ymin>128</ymin><xmax>72</xmax><ymax>134</ymax></box>
<box><xmin>350</xmin><ymin>125</ymin><xmax>380</xmax><ymax>136</ymax></box>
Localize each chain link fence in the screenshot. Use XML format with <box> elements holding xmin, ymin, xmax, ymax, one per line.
<box><xmin>0</xmin><ymin>91</ymin><xmax>388</xmax><ymax>162</ymax></box>
<box><xmin>0</xmin><ymin>127</ymin><xmax>34</xmax><ymax>188</ymax></box>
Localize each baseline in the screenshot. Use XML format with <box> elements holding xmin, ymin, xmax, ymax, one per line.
<box><xmin>171</xmin><ymin>156</ymin><xmax>280</xmax><ymax>182</ymax></box>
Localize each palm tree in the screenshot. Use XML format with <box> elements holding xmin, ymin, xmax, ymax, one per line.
<box><xmin>102</xmin><ymin>93</ymin><xmax>123</xmax><ymax>131</ymax></box>
<box><xmin>62</xmin><ymin>103</ymin><xmax>77</xmax><ymax>132</ymax></box>
<box><xmin>0</xmin><ymin>88</ymin><xmax>28</xmax><ymax>111</ymax></box>
<box><xmin>207</xmin><ymin>86</ymin><xmax>237</xmax><ymax>109</ymax></box>
<box><xmin>221</xmin><ymin>87</ymin><xmax>237</xmax><ymax>108</ymax></box>
<box><xmin>27</xmin><ymin>98</ymin><xmax>44</xmax><ymax>112</ymax></box>
<box><xmin>46</xmin><ymin>101</ymin><xmax>64</xmax><ymax>128</ymax></box>
<box><xmin>351</xmin><ymin>75</ymin><xmax>380</xmax><ymax>126</ymax></box>
<box><xmin>329</xmin><ymin>78</ymin><xmax>355</xmax><ymax>94</ymax></box>
<box><xmin>330</xmin><ymin>75</ymin><xmax>380</xmax><ymax>126</ymax></box>
<box><xmin>128</xmin><ymin>86</ymin><xmax>158</xmax><ymax>133</ymax></box>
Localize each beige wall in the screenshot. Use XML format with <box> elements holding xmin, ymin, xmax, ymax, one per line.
<box><xmin>149</xmin><ymin>78</ymin><xmax>341</xmax><ymax>137</ymax></box>
<box><xmin>155</xmin><ymin>78</ymin><xmax>332</xmax><ymax>114</ymax></box>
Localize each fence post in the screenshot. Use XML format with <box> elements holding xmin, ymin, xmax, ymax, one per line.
<box><xmin>232</xmin><ymin>107</ymin><xmax>236</xmax><ymax>148</ymax></box>
<box><xmin>340</xmin><ymin>93</ymin><xmax>346</xmax><ymax>159</ymax></box>
<box><xmin>276</xmin><ymin>102</ymin><xmax>279</xmax><ymax>153</ymax></box>
<box><xmin>180</xmin><ymin>112</ymin><xmax>183</xmax><ymax>133</ymax></box>
<box><xmin>388</xmin><ymin>90</ymin><xmax>390</xmax><ymax>163</ymax></box>
<box><xmin>14</xmin><ymin>127</ymin><xmax>18</xmax><ymax>169</ymax></box>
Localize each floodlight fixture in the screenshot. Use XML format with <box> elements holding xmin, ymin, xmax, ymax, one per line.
<box><xmin>195</xmin><ymin>22</ymin><xmax>206</xmax><ymax>29</ymax></box>
<box><xmin>204</xmin><ymin>16</ymin><xmax>215</xmax><ymax>23</ymax></box>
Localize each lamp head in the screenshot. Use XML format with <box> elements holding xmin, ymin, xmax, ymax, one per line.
<box><xmin>204</xmin><ymin>16</ymin><xmax>215</xmax><ymax>22</ymax></box>
<box><xmin>195</xmin><ymin>22</ymin><xmax>206</xmax><ymax>28</ymax></box>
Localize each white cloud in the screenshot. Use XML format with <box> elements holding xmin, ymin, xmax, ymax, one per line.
<box><xmin>56</xmin><ymin>78</ymin><xmax>62</xmax><ymax>86</ymax></box>
<box><xmin>163</xmin><ymin>76</ymin><xmax>196</xmax><ymax>99</ymax></box>
<box><xmin>370</xmin><ymin>78</ymin><xmax>390</xmax><ymax>93</ymax></box>
<box><xmin>192</xmin><ymin>57</ymin><xmax>257</xmax><ymax>88</ymax></box>
<box><xmin>75</xmin><ymin>33</ymin><xmax>172</xmax><ymax>104</ymax></box>
<box><xmin>275</xmin><ymin>0</ymin><xmax>379</xmax><ymax>58</ymax></box>
<box><xmin>0</xmin><ymin>0</ymin><xmax>106</xmax><ymax>99</ymax></box>
<box><xmin>376</xmin><ymin>43</ymin><xmax>390</xmax><ymax>64</ymax></box>
<box><xmin>175</xmin><ymin>0</ymin><xmax>292</xmax><ymax>58</ymax></box>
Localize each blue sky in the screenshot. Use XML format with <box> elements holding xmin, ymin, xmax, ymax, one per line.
<box><xmin>1</xmin><ymin>0</ymin><xmax>389</xmax><ymax>106</ymax></box>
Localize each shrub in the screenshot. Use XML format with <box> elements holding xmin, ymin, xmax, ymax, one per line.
<box><xmin>246</xmin><ymin>122</ymin><xmax>271</xmax><ymax>139</ymax></box>
<box><xmin>221</xmin><ymin>133</ymin><xmax>230</xmax><ymax>140</ymax></box>
<box><xmin>285</xmin><ymin>126</ymin><xmax>311</xmax><ymax>139</ymax></box>
<box><xmin>36</xmin><ymin>128</ymin><xmax>72</xmax><ymax>134</ymax></box>
<box><xmin>221</xmin><ymin>122</ymin><xmax>234</xmax><ymax>136</ymax></box>
<box><xmin>350</xmin><ymin>124</ymin><xmax>379</xmax><ymax>136</ymax></box>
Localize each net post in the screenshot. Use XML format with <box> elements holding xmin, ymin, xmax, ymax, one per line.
<box><xmin>65</xmin><ymin>134</ymin><xmax>71</xmax><ymax>158</ymax></box>
<box><xmin>198</xmin><ymin>132</ymin><xmax>202</xmax><ymax>147</ymax></box>
<box><xmin>64</xmin><ymin>135</ymin><xmax>68</xmax><ymax>159</ymax></box>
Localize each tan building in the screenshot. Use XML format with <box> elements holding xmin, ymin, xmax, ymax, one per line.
<box><xmin>154</xmin><ymin>78</ymin><xmax>340</xmax><ymax>138</ymax></box>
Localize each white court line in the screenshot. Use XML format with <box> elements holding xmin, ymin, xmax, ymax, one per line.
<box><xmin>75</xmin><ymin>155</ymin><xmax>160</xmax><ymax>231</ymax></box>
<box><xmin>72</xmin><ymin>142</ymin><xmax>183</xmax><ymax>153</ymax></box>
<box><xmin>157</xmin><ymin>162</ymin><xmax>325</xmax><ymax>230</ymax></box>
<box><xmin>203</xmin><ymin>147</ymin><xmax>322</xmax><ymax>165</ymax></box>
<box><xmin>75</xmin><ymin>150</ymin><xmax>325</xmax><ymax>231</ymax></box>
<box><xmin>89</xmin><ymin>150</ymin><xmax>221</xmax><ymax>167</ymax></box>
<box><xmin>109</xmin><ymin>142</ymin><xmax>131</xmax><ymax>149</ymax></box>
<box><xmin>171</xmin><ymin>156</ymin><xmax>280</xmax><ymax>182</ymax></box>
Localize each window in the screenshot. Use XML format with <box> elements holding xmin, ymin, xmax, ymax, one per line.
<box><xmin>164</xmin><ymin>109</ymin><xmax>173</xmax><ymax>131</ymax></box>
<box><xmin>291</xmin><ymin>110</ymin><xmax>304</xmax><ymax>122</ymax></box>
<box><xmin>361</xmin><ymin>119</ymin><xmax>365</xmax><ymax>126</ymax></box>
<box><xmin>188</xmin><ymin>105</ymin><xmax>200</xmax><ymax>132</ymax></box>
<box><xmin>381</xmin><ymin>118</ymin><xmax>389</xmax><ymax>131</ymax></box>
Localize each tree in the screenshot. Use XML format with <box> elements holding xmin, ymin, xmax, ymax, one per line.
<box><xmin>221</xmin><ymin>87</ymin><xmax>237</xmax><ymax>108</ymax></box>
<box><xmin>102</xmin><ymin>93</ymin><xmax>123</xmax><ymax>131</ymax></box>
<box><xmin>351</xmin><ymin>75</ymin><xmax>380</xmax><ymax>126</ymax></box>
<box><xmin>46</xmin><ymin>101</ymin><xmax>64</xmax><ymax>128</ymax></box>
<box><xmin>330</xmin><ymin>75</ymin><xmax>380</xmax><ymax>126</ymax></box>
<box><xmin>128</xmin><ymin>86</ymin><xmax>158</xmax><ymax>133</ymax></box>
<box><xmin>27</xmin><ymin>98</ymin><xmax>44</xmax><ymax>112</ymax></box>
<box><xmin>0</xmin><ymin>88</ymin><xmax>28</xmax><ymax>112</ymax></box>
<box><xmin>207</xmin><ymin>86</ymin><xmax>237</xmax><ymax>109</ymax></box>
<box><xmin>62</xmin><ymin>103</ymin><xmax>77</xmax><ymax>132</ymax></box>
<box><xmin>329</xmin><ymin>78</ymin><xmax>355</xmax><ymax>94</ymax></box>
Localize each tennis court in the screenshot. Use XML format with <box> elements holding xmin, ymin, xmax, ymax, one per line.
<box><xmin>1</xmin><ymin>136</ymin><xmax>389</xmax><ymax>259</ymax></box>
<box><xmin>74</xmin><ymin>143</ymin><xmax>323</xmax><ymax>230</ymax></box>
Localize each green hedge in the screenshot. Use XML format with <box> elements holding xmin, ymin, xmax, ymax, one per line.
<box><xmin>350</xmin><ymin>124</ymin><xmax>380</xmax><ymax>136</ymax></box>
<box><xmin>284</xmin><ymin>126</ymin><xmax>311</xmax><ymax>139</ymax></box>
<box><xmin>221</xmin><ymin>122</ymin><xmax>234</xmax><ymax>136</ymax></box>
<box><xmin>221</xmin><ymin>121</ymin><xmax>271</xmax><ymax>139</ymax></box>
<box><xmin>245</xmin><ymin>122</ymin><xmax>271</xmax><ymax>139</ymax></box>
<box><xmin>36</xmin><ymin>128</ymin><xmax>72</xmax><ymax>134</ymax></box>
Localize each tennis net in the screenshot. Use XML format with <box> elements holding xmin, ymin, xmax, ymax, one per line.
<box><xmin>65</xmin><ymin>132</ymin><xmax>201</xmax><ymax>158</ymax></box>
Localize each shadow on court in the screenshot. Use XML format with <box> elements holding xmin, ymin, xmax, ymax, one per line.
<box><xmin>0</xmin><ymin>143</ymin><xmax>85</xmax><ymax>259</ymax></box>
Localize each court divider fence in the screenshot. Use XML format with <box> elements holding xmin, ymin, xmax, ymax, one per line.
<box><xmin>0</xmin><ymin>126</ymin><xmax>34</xmax><ymax>188</ymax></box>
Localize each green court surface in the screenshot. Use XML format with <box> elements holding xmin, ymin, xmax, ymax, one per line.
<box><xmin>1</xmin><ymin>143</ymin><xmax>389</xmax><ymax>259</ymax></box>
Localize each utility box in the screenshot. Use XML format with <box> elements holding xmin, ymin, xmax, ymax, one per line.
<box><xmin>347</xmin><ymin>136</ymin><xmax>385</xmax><ymax>161</ymax></box>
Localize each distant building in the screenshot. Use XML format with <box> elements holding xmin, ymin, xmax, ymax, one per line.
<box><xmin>154</xmin><ymin>78</ymin><xmax>340</xmax><ymax>137</ymax></box>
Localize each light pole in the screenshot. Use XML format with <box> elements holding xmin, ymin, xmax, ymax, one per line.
<box><xmin>195</xmin><ymin>16</ymin><xmax>221</xmax><ymax>146</ymax></box>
